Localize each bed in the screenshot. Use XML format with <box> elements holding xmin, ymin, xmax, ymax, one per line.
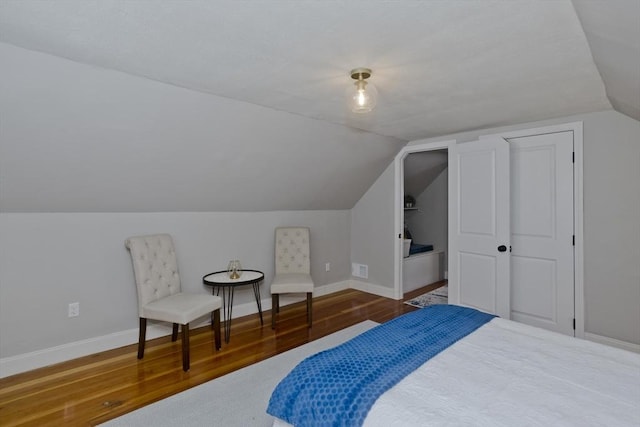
<box><xmin>267</xmin><ymin>305</ymin><xmax>640</xmax><ymax>427</ymax></box>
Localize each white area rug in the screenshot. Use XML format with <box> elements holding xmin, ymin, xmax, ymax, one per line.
<box><xmin>101</xmin><ymin>321</ymin><xmax>378</xmax><ymax>427</ymax></box>
<box><xmin>404</xmin><ymin>285</ymin><xmax>448</xmax><ymax>308</ymax></box>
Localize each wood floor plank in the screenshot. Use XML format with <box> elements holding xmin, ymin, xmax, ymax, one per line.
<box><xmin>0</xmin><ymin>282</ymin><xmax>445</xmax><ymax>426</ymax></box>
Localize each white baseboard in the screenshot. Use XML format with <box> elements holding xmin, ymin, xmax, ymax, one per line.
<box><xmin>316</xmin><ymin>280</ymin><xmax>351</xmax><ymax>297</ymax></box>
<box><xmin>348</xmin><ymin>279</ymin><xmax>397</xmax><ymax>299</ymax></box>
<box><xmin>0</xmin><ymin>280</ymin><xmax>351</xmax><ymax>378</ymax></box>
<box><xmin>233</xmin><ymin>280</ymin><xmax>350</xmax><ymax>315</ymax></box>
<box><xmin>0</xmin><ymin>323</ymin><xmax>173</xmax><ymax>379</ymax></box>
<box><xmin>584</xmin><ymin>332</ymin><xmax>640</xmax><ymax>353</ymax></box>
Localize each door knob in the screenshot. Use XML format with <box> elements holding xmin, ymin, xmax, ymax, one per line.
<box><xmin>498</xmin><ymin>245</ymin><xmax>507</xmax><ymax>252</ymax></box>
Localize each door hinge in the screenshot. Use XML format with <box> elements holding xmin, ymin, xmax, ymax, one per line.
<box><xmin>572</xmin><ymin>152</ymin><xmax>575</xmax><ymax>163</ymax></box>
<box><xmin>573</xmin><ymin>318</ymin><xmax>576</xmax><ymax>330</ymax></box>
<box><xmin>572</xmin><ymin>235</ymin><xmax>575</xmax><ymax>246</ymax></box>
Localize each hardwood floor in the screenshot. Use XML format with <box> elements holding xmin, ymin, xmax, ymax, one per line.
<box><xmin>0</xmin><ymin>282</ymin><xmax>445</xmax><ymax>426</ymax></box>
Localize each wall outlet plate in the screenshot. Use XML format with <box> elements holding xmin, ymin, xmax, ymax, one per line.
<box><xmin>68</xmin><ymin>302</ymin><xmax>79</xmax><ymax>318</ymax></box>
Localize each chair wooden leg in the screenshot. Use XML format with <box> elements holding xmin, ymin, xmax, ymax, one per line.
<box><xmin>271</xmin><ymin>294</ymin><xmax>279</xmax><ymax>329</ymax></box>
<box><xmin>172</xmin><ymin>323</ymin><xmax>179</xmax><ymax>341</ymax></box>
<box><xmin>306</xmin><ymin>292</ymin><xmax>313</xmax><ymax>328</ymax></box>
<box><xmin>181</xmin><ymin>323</ymin><xmax>190</xmax><ymax>372</ymax></box>
<box><xmin>213</xmin><ymin>309</ymin><xmax>221</xmax><ymax>351</ymax></box>
<box><xmin>138</xmin><ymin>318</ymin><xmax>147</xmax><ymax>359</ymax></box>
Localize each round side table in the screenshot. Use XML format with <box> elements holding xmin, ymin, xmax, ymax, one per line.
<box><xmin>203</xmin><ymin>269</ymin><xmax>264</xmax><ymax>343</ymax></box>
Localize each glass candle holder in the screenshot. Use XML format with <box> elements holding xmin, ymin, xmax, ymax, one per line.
<box><xmin>227</xmin><ymin>260</ymin><xmax>242</xmax><ymax>279</ymax></box>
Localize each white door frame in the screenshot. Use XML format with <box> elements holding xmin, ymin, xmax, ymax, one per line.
<box><xmin>393</xmin><ymin>139</ymin><xmax>455</xmax><ymax>300</ymax></box>
<box><xmin>392</xmin><ymin>122</ymin><xmax>583</xmax><ymax>338</ymax></box>
<box><xmin>481</xmin><ymin>121</ymin><xmax>584</xmax><ymax>338</ymax></box>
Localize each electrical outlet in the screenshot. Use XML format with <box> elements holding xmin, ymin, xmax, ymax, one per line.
<box><xmin>68</xmin><ymin>302</ymin><xmax>79</xmax><ymax>318</ymax></box>
<box><xmin>325</xmin><ymin>262</ymin><xmax>331</xmax><ymax>272</ymax></box>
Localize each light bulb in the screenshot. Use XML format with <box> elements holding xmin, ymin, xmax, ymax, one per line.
<box><xmin>350</xmin><ymin>79</ymin><xmax>377</xmax><ymax>113</ymax></box>
<box><xmin>357</xmin><ymin>89</ymin><xmax>366</xmax><ymax>107</ymax></box>
<box><xmin>348</xmin><ymin>68</ymin><xmax>377</xmax><ymax>113</ymax></box>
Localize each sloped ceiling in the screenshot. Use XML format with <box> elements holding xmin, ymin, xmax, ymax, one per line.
<box><xmin>0</xmin><ymin>0</ymin><xmax>635</xmax><ymax>213</ymax></box>
<box><xmin>572</xmin><ymin>0</ymin><xmax>640</xmax><ymax>121</ymax></box>
<box><xmin>404</xmin><ymin>151</ymin><xmax>448</xmax><ymax>200</ymax></box>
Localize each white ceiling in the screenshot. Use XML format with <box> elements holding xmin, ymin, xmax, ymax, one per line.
<box><xmin>1</xmin><ymin>0</ymin><xmax>629</xmax><ymax>140</ymax></box>
<box><xmin>0</xmin><ymin>0</ymin><xmax>637</xmax><ymax>213</ymax></box>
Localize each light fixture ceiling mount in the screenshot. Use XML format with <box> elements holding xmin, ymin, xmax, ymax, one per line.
<box><xmin>350</xmin><ymin>68</ymin><xmax>372</xmax><ymax>81</ymax></box>
<box><xmin>348</xmin><ymin>67</ymin><xmax>378</xmax><ymax>114</ymax></box>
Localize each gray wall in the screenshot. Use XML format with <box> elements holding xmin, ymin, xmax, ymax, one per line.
<box><xmin>350</xmin><ymin>165</ymin><xmax>396</xmax><ymax>289</ymax></box>
<box><xmin>350</xmin><ymin>110</ymin><xmax>640</xmax><ymax>345</ymax></box>
<box><xmin>0</xmin><ymin>210</ymin><xmax>350</xmax><ymax>358</ymax></box>
<box><xmin>581</xmin><ymin>112</ymin><xmax>639</xmax><ymax>343</ymax></box>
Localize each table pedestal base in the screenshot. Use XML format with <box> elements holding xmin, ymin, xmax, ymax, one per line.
<box><xmin>212</xmin><ymin>282</ymin><xmax>263</xmax><ymax>343</ymax></box>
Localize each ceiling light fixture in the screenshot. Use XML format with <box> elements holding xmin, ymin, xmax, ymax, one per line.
<box><xmin>348</xmin><ymin>68</ymin><xmax>378</xmax><ymax>113</ymax></box>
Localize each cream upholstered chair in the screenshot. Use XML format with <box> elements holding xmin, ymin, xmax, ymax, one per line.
<box><xmin>271</xmin><ymin>227</ymin><xmax>314</xmax><ymax>329</ymax></box>
<box><xmin>125</xmin><ymin>234</ymin><xmax>222</xmax><ymax>372</ymax></box>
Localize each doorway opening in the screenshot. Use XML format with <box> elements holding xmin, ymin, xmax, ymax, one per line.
<box><xmin>393</xmin><ymin>140</ymin><xmax>454</xmax><ymax>300</ymax></box>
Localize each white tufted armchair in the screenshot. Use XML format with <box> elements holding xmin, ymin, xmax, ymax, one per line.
<box><xmin>125</xmin><ymin>234</ymin><xmax>222</xmax><ymax>372</ymax></box>
<box><xmin>271</xmin><ymin>227</ymin><xmax>314</xmax><ymax>329</ymax></box>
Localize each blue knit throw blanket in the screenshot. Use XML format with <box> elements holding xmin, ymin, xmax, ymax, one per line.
<box><xmin>267</xmin><ymin>305</ymin><xmax>495</xmax><ymax>427</ymax></box>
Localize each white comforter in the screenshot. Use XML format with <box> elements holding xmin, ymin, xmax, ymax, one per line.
<box><xmin>273</xmin><ymin>318</ymin><xmax>640</xmax><ymax>426</ymax></box>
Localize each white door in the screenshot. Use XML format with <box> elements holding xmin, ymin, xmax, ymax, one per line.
<box><xmin>508</xmin><ymin>131</ymin><xmax>575</xmax><ymax>335</ymax></box>
<box><xmin>449</xmin><ymin>137</ymin><xmax>511</xmax><ymax>318</ymax></box>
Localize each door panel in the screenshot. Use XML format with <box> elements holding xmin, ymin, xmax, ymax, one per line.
<box><xmin>511</xmin><ymin>255</ymin><xmax>557</xmax><ymax>321</ymax></box>
<box><xmin>449</xmin><ymin>137</ymin><xmax>510</xmax><ymax>318</ymax></box>
<box><xmin>508</xmin><ymin>131</ymin><xmax>574</xmax><ymax>335</ymax></box>
<box><xmin>459</xmin><ymin>151</ymin><xmax>497</xmax><ymax>236</ymax></box>
<box><xmin>512</xmin><ymin>146</ymin><xmax>556</xmax><ymax>237</ymax></box>
<box><xmin>459</xmin><ymin>252</ymin><xmax>497</xmax><ymax>313</ymax></box>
